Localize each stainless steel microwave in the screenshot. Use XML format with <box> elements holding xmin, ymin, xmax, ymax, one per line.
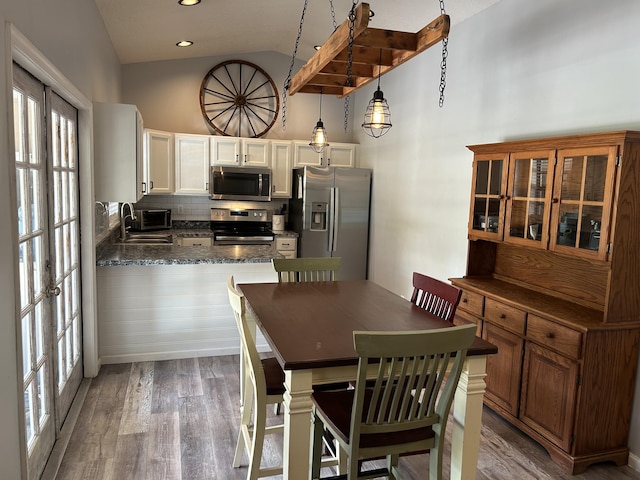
<box><xmin>210</xmin><ymin>166</ymin><xmax>271</xmax><ymax>202</ymax></box>
<box><xmin>131</xmin><ymin>209</ymin><xmax>172</xmax><ymax>231</ymax></box>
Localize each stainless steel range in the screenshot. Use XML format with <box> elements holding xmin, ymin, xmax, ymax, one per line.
<box><xmin>210</xmin><ymin>208</ymin><xmax>275</xmax><ymax>245</ymax></box>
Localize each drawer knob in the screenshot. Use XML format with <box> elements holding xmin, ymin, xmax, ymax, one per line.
<box><xmin>462</xmin><ymin>298</ymin><xmax>468</xmax><ymax>303</ymax></box>
<box><xmin>546</xmin><ymin>332</ymin><xmax>555</xmax><ymax>339</ymax></box>
<box><xmin>500</xmin><ymin>314</ymin><xmax>506</xmax><ymax>319</ymax></box>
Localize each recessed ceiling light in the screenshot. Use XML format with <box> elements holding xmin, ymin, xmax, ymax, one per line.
<box><xmin>178</xmin><ymin>0</ymin><xmax>201</xmax><ymax>5</ymax></box>
<box><xmin>176</xmin><ymin>40</ymin><xmax>194</xmax><ymax>47</ymax></box>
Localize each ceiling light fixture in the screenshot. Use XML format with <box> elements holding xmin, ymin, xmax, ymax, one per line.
<box><xmin>178</xmin><ymin>0</ymin><xmax>201</xmax><ymax>5</ymax></box>
<box><xmin>176</xmin><ymin>40</ymin><xmax>193</xmax><ymax>47</ymax></box>
<box><xmin>362</xmin><ymin>49</ymin><xmax>392</xmax><ymax>138</ymax></box>
<box><xmin>309</xmin><ymin>89</ymin><xmax>329</xmax><ymax>153</ymax></box>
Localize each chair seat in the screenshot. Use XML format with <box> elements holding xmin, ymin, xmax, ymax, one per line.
<box><xmin>312</xmin><ymin>389</ymin><xmax>435</xmax><ymax>450</ymax></box>
<box><xmin>262</xmin><ymin>356</ymin><xmax>286</xmax><ymax>396</ymax></box>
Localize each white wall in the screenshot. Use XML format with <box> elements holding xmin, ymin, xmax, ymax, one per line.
<box><xmin>354</xmin><ymin>0</ymin><xmax>640</xmax><ymax>465</ymax></box>
<box><xmin>0</xmin><ymin>1</ymin><xmax>121</xmax><ymax>478</ymax></box>
<box><xmin>121</xmin><ymin>51</ymin><xmax>355</xmax><ymax>142</ymax></box>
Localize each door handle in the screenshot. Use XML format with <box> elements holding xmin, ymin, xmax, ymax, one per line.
<box><xmin>46</xmin><ymin>285</ymin><xmax>61</xmax><ymax>297</ymax></box>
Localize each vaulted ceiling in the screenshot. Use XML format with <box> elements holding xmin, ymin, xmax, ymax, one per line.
<box><xmin>94</xmin><ymin>0</ymin><xmax>501</xmax><ymax>65</ymax></box>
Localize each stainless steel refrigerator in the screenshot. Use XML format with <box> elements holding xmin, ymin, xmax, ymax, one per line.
<box><xmin>290</xmin><ymin>166</ymin><xmax>372</xmax><ymax>280</ymax></box>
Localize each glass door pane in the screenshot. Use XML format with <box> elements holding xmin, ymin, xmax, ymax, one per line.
<box><xmin>470</xmin><ymin>154</ymin><xmax>507</xmax><ymax>239</ymax></box>
<box><xmin>551</xmin><ymin>147</ymin><xmax>616</xmax><ymax>259</ymax></box>
<box><xmin>505</xmin><ymin>151</ymin><xmax>554</xmax><ymax>247</ymax></box>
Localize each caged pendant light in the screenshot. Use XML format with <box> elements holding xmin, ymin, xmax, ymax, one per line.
<box><xmin>362</xmin><ymin>49</ymin><xmax>392</xmax><ymax>138</ymax></box>
<box><xmin>309</xmin><ymin>89</ymin><xmax>329</xmax><ymax>153</ymax></box>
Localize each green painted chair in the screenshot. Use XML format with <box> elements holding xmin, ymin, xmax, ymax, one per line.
<box><xmin>310</xmin><ymin>323</ymin><xmax>477</xmax><ymax>480</ymax></box>
<box><xmin>228</xmin><ymin>275</ymin><xmax>284</xmax><ymax>480</ymax></box>
<box><xmin>271</xmin><ymin>257</ymin><xmax>341</xmax><ymax>282</ymax></box>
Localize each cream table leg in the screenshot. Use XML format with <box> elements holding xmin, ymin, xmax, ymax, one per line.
<box><xmin>450</xmin><ymin>355</ymin><xmax>487</xmax><ymax>480</ymax></box>
<box><xmin>282</xmin><ymin>369</ymin><xmax>314</xmax><ymax>480</ymax></box>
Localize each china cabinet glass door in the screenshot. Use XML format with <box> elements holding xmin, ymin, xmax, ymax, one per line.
<box><xmin>549</xmin><ymin>146</ymin><xmax>617</xmax><ymax>260</ymax></box>
<box><xmin>504</xmin><ymin>150</ymin><xmax>554</xmax><ymax>247</ymax></box>
<box><xmin>469</xmin><ymin>153</ymin><xmax>508</xmax><ymax>240</ymax></box>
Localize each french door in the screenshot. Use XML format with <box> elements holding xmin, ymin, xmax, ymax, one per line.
<box><xmin>13</xmin><ymin>63</ymin><xmax>83</xmax><ymax>480</ymax></box>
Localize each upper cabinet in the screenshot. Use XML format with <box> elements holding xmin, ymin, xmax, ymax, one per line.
<box><xmin>144</xmin><ymin>129</ymin><xmax>174</xmax><ymax>195</ymax></box>
<box><xmin>271</xmin><ymin>141</ymin><xmax>292</xmax><ymax>198</ymax></box>
<box><xmin>293</xmin><ymin>141</ymin><xmax>357</xmax><ymax>168</ymax></box>
<box><xmin>211</xmin><ymin>137</ymin><xmax>270</xmax><ymax>167</ymax></box>
<box><xmin>468</xmin><ymin>136</ymin><xmax>620</xmax><ymax>261</ymax></box>
<box><xmin>94</xmin><ymin>103</ymin><xmax>144</xmax><ymax>202</ymax></box>
<box><xmin>174</xmin><ymin>134</ymin><xmax>210</xmax><ymax>195</ymax></box>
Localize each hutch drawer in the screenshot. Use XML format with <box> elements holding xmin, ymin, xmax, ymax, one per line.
<box><xmin>526</xmin><ymin>314</ymin><xmax>582</xmax><ymax>360</ymax></box>
<box><xmin>484</xmin><ymin>298</ymin><xmax>526</xmax><ymax>334</ymax></box>
<box><xmin>458</xmin><ymin>289</ymin><xmax>484</xmax><ymax>316</ymax></box>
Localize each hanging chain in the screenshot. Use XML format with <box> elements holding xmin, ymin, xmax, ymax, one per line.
<box><xmin>282</xmin><ymin>0</ymin><xmax>310</xmax><ymax>131</ymax></box>
<box><xmin>344</xmin><ymin>1</ymin><xmax>358</xmax><ymax>132</ymax></box>
<box><xmin>329</xmin><ymin>0</ymin><xmax>338</xmax><ymax>31</ymax></box>
<box><xmin>438</xmin><ymin>0</ymin><xmax>448</xmax><ymax>108</ymax></box>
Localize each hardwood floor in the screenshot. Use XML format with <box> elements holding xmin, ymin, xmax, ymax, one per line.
<box><xmin>55</xmin><ymin>356</ymin><xmax>640</xmax><ymax>480</ymax></box>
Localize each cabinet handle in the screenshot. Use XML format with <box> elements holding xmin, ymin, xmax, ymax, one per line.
<box><xmin>236</xmin><ymin>154</ymin><xmax>239</xmax><ymax>163</ymax></box>
<box><xmin>244</xmin><ymin>154</ymin><xmax>247</xmax><ymax>163</ymax></box>
<box><xmin>545</xmin><ymin>332</ymin><xmax>555</xmax><ymax>339</ymax></box>
<box><xmin>150</xmin><ymin>181</ymin><xmax>154</xmax><ymax>190</ymax></box>
<box><xmin>142</xmin><ymin>182</ymin><xmax>147</xmax><ymax>194</ymax></box>
<box><xmin>499</xmin><ymin>313</ymin><xmax>506</xmax><ymax>319</ymax></box>
<box><xmin>552</xmin><ymin>198</ymin><xmax>559</xmax><ymax>203</ymax></box>
<box><xmin>462</xmin><ymin>298</ymin><xmax>468</xmax><ymax>303</ymax></box>
<box><xmin>505</xmin><ymin>195</ymin><xmax>511</xmax><ymax>200</ymax></box>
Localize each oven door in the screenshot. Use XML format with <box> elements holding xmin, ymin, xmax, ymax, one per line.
<box><xmin>210</xmin><ymin>166</ymin><xmax>271</xmax><ymax>201</ymax></box>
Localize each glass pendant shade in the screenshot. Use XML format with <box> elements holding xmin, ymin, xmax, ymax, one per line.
<box><xmin>310</xmin><ymin>120</ymin><xmax>329</xmax><ymax>153</ymax></box>
<box><xmin>362</xmin><ymin>87</ymin><xmax>392</xmax><ymax>138</ymax></box>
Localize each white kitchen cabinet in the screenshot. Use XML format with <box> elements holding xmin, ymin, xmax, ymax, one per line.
<box><xmin>293</xmin><ymin>141</ymin><xmax>357</xmax><ymax>168</ymax></box>
<box><xmin>270</xmin><ymin>141</ymin><xmax>293</xmax><ymax>198</ymax></box>
<box><xmin>211</xmin><ymin>136</ymin><xmax>270</xmax><ymax>167</ymax></box>
<box><xmin>94</xmin><ymin>103</ymin><xmax>144</xmax><ymax>202</ymax></box>
<box><xmin>174</xmin><ymin>133</ymin><xmax>210</xmax><ymax>195</ymax></box>
<box><xmin>275</xmin><ymin>236</ymin><xmax>297</xmax><ymax>258</ymax></box>
<box><xmin>144</xmin><ymin>129</ymin><xmax>174</xmax><ymax>195</ymax></box>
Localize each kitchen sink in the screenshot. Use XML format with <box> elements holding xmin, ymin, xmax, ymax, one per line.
<box><xmin>115</xmin><ymin>233</ymin><xmax>173</xmax><ymax>245</ymax></box>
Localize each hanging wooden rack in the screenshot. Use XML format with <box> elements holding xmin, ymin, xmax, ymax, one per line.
<box><xmin>288</xmin><ymin>2</ymin><xmax>450</xmax><ymax>98</ymax></box>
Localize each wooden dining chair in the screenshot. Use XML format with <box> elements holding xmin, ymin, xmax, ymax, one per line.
<box><xmin>272</xmin><ymin>257</ymin><xmax>341</xmax><ymax>282</ymax></box>
<box><xmin>309</xmin><ymin>323</ymin><xmax>477</xmax><ymax>480</ymax></box>
<box><xmin>411</xmin><ymin>272</ymin><xmax>462</xmax><ymax>322</ymax></box>
<box><xmin>227</xmin><ymin>276</ymin><xmax>284</xmax><ymax>480</ymax></box>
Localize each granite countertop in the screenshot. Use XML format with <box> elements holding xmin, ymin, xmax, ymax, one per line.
<box><xmin>96</xmin><ymin>227</ymin><xmax>280</xmax><ymax>266</ymax></box>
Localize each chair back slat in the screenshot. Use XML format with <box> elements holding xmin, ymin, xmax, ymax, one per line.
<box><xmin>410</xmin><ymin>272</ymin><xmax>462</xmax><ymax>322</ymax></box>
<box><xmin>272</xmin><ymin>257</ymin><xmax>341</xmax><ymax>283</ymax></box>
<box><xmin>353</xmin><ymin>324</ymin><xmax>476</xmax><ymax>438</ymax></box>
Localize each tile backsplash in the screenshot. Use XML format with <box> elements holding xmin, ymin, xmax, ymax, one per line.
<box><xmin>133</xmin><ymin>195</ymin><xmax>289</xmax><ymax>222</ymax></box>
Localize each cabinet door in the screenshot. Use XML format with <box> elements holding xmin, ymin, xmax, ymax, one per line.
<box><xmin>211</xmin><ymin>137</ymin><xmax>241</xmax><ymax>165</ymax></box>
<box><xmin>549</xmin><ymin>146</ymin><xmax>617</xmax><ymax>261</ymax></box>
<box><xmin>294</xmin><ymin>141</ymin><xmax>323</xmax><ymax>167</ymax></box>
<box><xmin>93</xmin><ymin>103</ymin><xmax>145</xmax><ymax>202</ymax></box>
<box><xmin>469</xmin><ymin>153</ymin><xmax>508</xmax><ymax>241</ymax></box>
<box><xmin>327</xmin><ymin>143</ymin><xmax>356</xmax><ymax>167</ymax></box>
<box><xmin>144</xmin><ymin>129</ymin><xmax>174</xmax><ymax>195</ymax></box>
<box><xmin>175</xmin><ymin>134</ymin><xmax>210</xmax><ymax>195</ymax></box>
<box><xmin>242</xmin><ymin>139</ymin><xmax>270</xmax><ymax>167</ymax></box>
<box><xmin>271</xmin><ymin>141</ymin><xmax>292</xmax><ymax>198</ymax></box>
<box><xmin>482</xmin><ymin>322</ymin><xmax>523</xmax><ymax>417</ymax></box>
<box><xmin>504</xmin><ymin>150</ymin><xmax>554</xmax><ymax>248</ymax></box>
<box><xmin>520</xmin><ymin>343</ymin><xmax>579</xmax><ymax>451</ymax></box>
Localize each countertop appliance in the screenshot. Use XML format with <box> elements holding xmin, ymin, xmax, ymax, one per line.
<box><xmin>131</xmin><ymin>209</ymin><xmax>172</xmax><ymax>231</ymax></box>
<box><xmin>210</xmin><ymin>165</ymin><xmax>271</xmax><ymax>202</ymax></box>
<box><xmin>210</xmin><ymin>208</ymin><xmax>275</xmax><ymax>245</ymax></box>
<box><xmin>290</xmin><ymin>166</ymin><xmax>372</xmax><ymax>280</ymax></box>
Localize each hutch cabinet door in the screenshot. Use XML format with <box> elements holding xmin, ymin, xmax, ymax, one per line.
<box><xmin>482</xmin><ymin>323</ymin><xmax>523</xmax><ymax>417</ymax></box>
<box><xmin>504</xmin><ymin>150</ymin><xmax>554</xmax><ymax>248</ymax></box>
<box><xmin>549</xmin><ymin>146</ymin><xmax>617</xmax><ymax>261</ymax></box>
<box><xmin>468</xmin><ymin>153</ymin><xmax>508</xmax><ymax>241</ymax></box>
<box><xmin>520</xmin><ymin>343</ymin><xmax>579</xmax><ymax>452</ymax></box>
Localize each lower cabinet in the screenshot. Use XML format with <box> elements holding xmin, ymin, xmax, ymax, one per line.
<box><xmin>452</xmin><ymin>278</ymin><xmax>640</xmax><ymax>474</ymax></box>
<box><xmin>275</xmin><ymin>236</ymin><xmax>297</xmax><ymax>258</ymax></box>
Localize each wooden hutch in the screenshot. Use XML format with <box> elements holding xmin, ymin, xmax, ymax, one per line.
<box><xmin>450</xmin><ymin>130</ymin><xmax>640</xmax><ymax>474</ymax></box>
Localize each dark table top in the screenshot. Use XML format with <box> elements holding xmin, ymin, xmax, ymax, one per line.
<box><xmin>239</xmin><ymin>280</ymin><xmax>497</xmax><ymax>371</ymax></box>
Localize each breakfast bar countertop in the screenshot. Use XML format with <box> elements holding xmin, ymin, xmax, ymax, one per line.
<box><xmin>96</xmin><ymin>226</ymin><xmax>279</xmax><ymax>266</ymax></box>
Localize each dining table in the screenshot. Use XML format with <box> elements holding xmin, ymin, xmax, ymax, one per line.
<box><xmin>238</xmin><ymin>279</ymin><xmax>497</xmax><ymax>480</ymax></box>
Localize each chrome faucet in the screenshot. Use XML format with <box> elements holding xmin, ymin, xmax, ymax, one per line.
<box><xmin>119</xmin><ymin>202</ymin><xmax>137</xmax><ymax>241</ymax></box>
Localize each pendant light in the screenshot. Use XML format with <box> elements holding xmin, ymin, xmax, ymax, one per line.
<box><xmin>310</xmin><ymin>89</ymin><xmax>329</xmax><ymax>153</ymax></box>
<box><xmin>362</xmin><ymin>49</ymin><xmax>392</xmax><ymax>138</ymax></box>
